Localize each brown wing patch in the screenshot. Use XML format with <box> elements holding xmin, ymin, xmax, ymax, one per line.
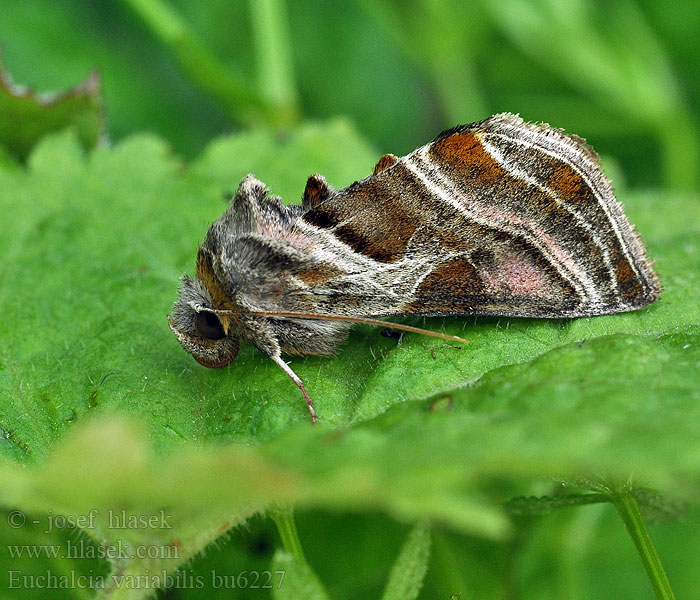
<box><xmin>427</xmin><ymin>130</ymin><xmax>647</xmax><ymax>306</ymax></box>
<box><xmin>373</xmin><ymin>153</ymin><xmax>399</xmax><ymax>175</ymax></box>
<box><xmin>402</xmin><ymin>233</ymin><xmax>581</xmax><ymax>316</ymax></box>
<box><xmin>303</xmin><ymin>205</ymin><xmax>341</xmax><ymax>229</ymax></box>
<box><xmin>303</xmin><ymin>174</ymin><xmax>333</xmax><ymax>209</ymax></box>
<box><xmin>613</xmin><ymin>255</ymin><xmax>646</xmax><ymax>303</ymax></box>
<box><xmin>414</xmin><ymin>258</ymin><xmax>484</xmax><ymax>299</ymax></box>
<box><xmin>295</xmin><ymin>262</ymin><xmax>344</xmax><ymax>286</ymax></box>
<box><xmin>195</xmin><ymin>248</ymin><xmax>230</xmax><ymax>307</ymax></box>
<box><xmin>334</xmin><ymin>194</ymin><xmax>420</xmax><ymax>263</ymax></box>
<box><xmin>304</xmin><ymin>171</ymin><xmax>423</xmax><ymax>263</ymax></box>
<box><xmin>549</xmin><ymin>163</ymin><xmax>588</xmax><ymax>200</ymax></box>
<box><xmin>430</xmin><ymin>132</ymin><xmax>505</xmax><ymax>186</ymax></box>
<box><xmin>542</xmin><ymin>160</ymin><xmax>649</xmax><ymax>302</ymax></box>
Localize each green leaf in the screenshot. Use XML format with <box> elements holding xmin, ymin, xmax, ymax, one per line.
<box><xmin>271</xmin><ymin>550</ymin><xmax>330</xmax><ymax>600</ymax></box>
<box><xmin>505</xmin><ymin>493</ymin><xmax>612</xmax><ymax>516</ymax></box>
<box><xmin>0</xmin><ymin>59</ymin><xmax>104</xmax><ymax>161</ymax></box>
<box><xmin>0</xmin><ymin>120</ymin><xmax>699</xmax><ymax>597</ymax></box>
<box><xmin>381</xmin><ymin>519</ymin><xmax>431</xmax><ymax>600</ymax></box>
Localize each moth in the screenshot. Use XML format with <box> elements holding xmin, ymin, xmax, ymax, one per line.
<box><xmin>169</xmin><ymin>113</ymin><xmax>660</xmax><ymax>423</ymax></box>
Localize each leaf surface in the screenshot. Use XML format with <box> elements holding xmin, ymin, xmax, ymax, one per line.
<box><xmin>0</xmin><ymin>121</ymin><xmax>698</xmax><ymax>598</ymax></box>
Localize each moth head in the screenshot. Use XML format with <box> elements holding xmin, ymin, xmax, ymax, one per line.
<box><xmin>168</xmin><ymin>275</ymin><xmax>240</xmax><ymax>368</ymax></box>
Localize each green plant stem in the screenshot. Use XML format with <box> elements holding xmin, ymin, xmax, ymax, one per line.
<box><xmin>248</xmin><ymin>0</ymin><xmax>300</xmax><ymax>128</ymax></box>
<box><xmin>269</xmin><ymin>505</ymin><xmax>306</xmax><ymax>562</ymax></box>
<box><xmin>613</xmin><ymin>492</ymin><xmax>676</xmax><ymax>600</ymax></box>
<box><xmin>120</xmin><ymin>0</ymin><xmax>271</xmax><ymax>126</ymax></box>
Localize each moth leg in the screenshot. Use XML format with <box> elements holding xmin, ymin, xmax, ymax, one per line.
<box><xmin>373</xmin><ymin>153</ymin><xmax>399</xmax><ymax>175</ymax></box>
<box><xmin>270</xmin><ymin>355</ymin><xmax>318</xmax><ymax>424</ymax></box>
<box><xmin>302</xmin><ymin>174</ymin><xmax>334</xmax><ymax>209</ymax></box>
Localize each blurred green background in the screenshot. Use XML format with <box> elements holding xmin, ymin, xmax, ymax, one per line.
<box><xmin>1</xmin><ymin>1</ymin><xmax>699</xmax><ymax>599</ymax></box>
<box><xmin>1</xmin><ymin>0</ymin><xmax>698</xmax><ymax>190</ymax></box>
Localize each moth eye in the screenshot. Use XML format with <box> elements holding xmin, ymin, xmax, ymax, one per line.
<box><xmin>195</xmin><ymin>311</ymin><xmax>226</xmax><ymax>340</ymax></box>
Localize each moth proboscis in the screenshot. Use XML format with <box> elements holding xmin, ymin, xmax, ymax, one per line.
<box><xmin>169</xmin><ymin>113</ymin><xmax>660</xmax><ymax>423</ymax></box>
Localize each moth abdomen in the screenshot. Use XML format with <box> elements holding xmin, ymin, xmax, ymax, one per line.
<box><xmin>273</xmin><ymin>317</ymin><xmax>350</xmax><ymax>357</ymax></box>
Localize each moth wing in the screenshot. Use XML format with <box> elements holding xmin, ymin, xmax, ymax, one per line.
<box><xmin>295</xmin><ymin>113</ymin><xmax>660</xmax><ymax>318</ymax></box>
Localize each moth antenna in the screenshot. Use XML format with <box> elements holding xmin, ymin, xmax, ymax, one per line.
<box><xmin>218</xmin><ymin>309</ymin><xmax>470</xmax><ymax>344</ymax></box>
<box><xmin>270</xmin><ymin>355</ymin><xmax>318</xmax><ymax>424</ymax></box>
